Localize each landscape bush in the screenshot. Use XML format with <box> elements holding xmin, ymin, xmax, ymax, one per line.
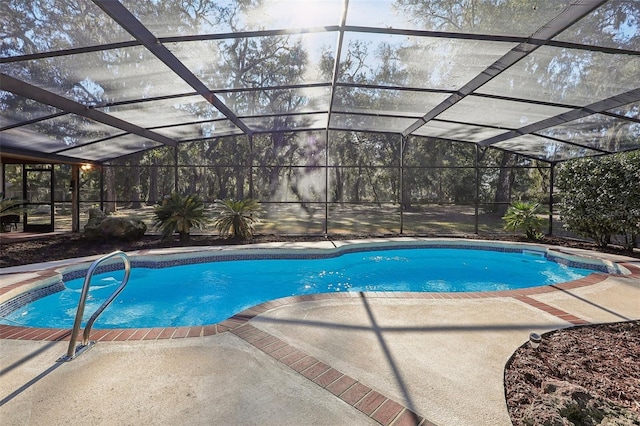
<box><xmin>153</xmin><ymin>193</ymin><xmax>209</xmax><ymax>242</ymax></box>
<box><xmin>557</xmin><ymin>151</ymin><xmax>640</xmax><ymax>251</ymax></box>
<box><xmin>502</xmin><ymin>201</ymin><xmax>545</xmax><ymax>240</ymax></box>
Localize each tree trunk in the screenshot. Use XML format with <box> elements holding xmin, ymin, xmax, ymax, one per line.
<box><xmin>353</xmin><ymin>165</ymin><xmax>362</xmax><ymax>202</ymax></box>
<box><xmin>269</xmin><ymin>165</ymin><xmax>282</xmax><ymax>198</ymax></box>
<box><xmin>235</xmin><ymin>172</ymin><xmax>245</xmax><ymax>200</ymax></box>
<box><xmin>494</xmin><ymin>152</ymin><xmax>515</xmax><ymax>214</ymax></box>
<box><xmin>104</xmin><ymin>166</ymin><xmax>117</xmax><ymax>214</ymax></box>
<box><xmin>402</xmin><ymin>181</ymin><xmax>412</xmax><ymax>211</ymax></box>
<box><xmin>130</xmin><ymin>160</ymin><xmax>142</xmax><ymax>209</ymax></box>
<box><xmin>146</xmin><ymin>161</ymin><xmax>158</xmax><ymax>205</ymax></box>
<box><xmin>333</xmin><ymin>167</ymin><xmax>343</xmax><ymax>203</ymax></box>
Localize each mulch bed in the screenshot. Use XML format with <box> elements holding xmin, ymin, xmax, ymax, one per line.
<box><xmin>505</xmin><ymin>321</ymin><xmax>640</xmax><ymax>425</ymax></box>
<box><xmin>1</xmin><ymin>232</ymin><xmax>638</xmax><ymax>269</ymax></box>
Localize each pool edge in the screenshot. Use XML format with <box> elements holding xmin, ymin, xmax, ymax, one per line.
<box><xmin>1</xmin><ymin>238</ymin><xmax>638</xmax><ymax>342</ymax></box>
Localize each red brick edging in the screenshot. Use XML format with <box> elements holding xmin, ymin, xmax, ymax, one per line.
<box><xmin>231</xmin><ymin>323</ymin><xmax>432</xmax><ymax>426</ymax></box>
<box><xmin>514</xmin><ymin>295</ymin><xmax>590</xmax><ymax>325</ymax></box>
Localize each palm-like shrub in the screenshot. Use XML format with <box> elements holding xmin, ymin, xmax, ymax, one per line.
<box><xmin>502</xmin><ymin>201</ymin><xmax>544</xmax><ymax>240</ymax></box>
<box><xmin>153</xmin><ymin>193</ymin><xmax>208</xmax><ymax>242</ymax></box>
<box><xmin>213</xmin><ymin>198</ymin><xmax>261</xmax><ymax>240</ymax></box>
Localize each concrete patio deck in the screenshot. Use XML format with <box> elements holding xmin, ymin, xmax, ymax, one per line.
<box><xmin>1</xmin><ymin>241</ymin><xmax>639</xmax><ymax>425</ymax></box>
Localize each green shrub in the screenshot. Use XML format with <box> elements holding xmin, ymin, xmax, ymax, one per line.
<box><xmin>213</xmin><ymin>199</ymin><xmax>262</xmax><ymax>240</ymax></box>
<box><xmin>557</xmin><ymin>152</ymin><xmax>640</xmax><ymax>250</ymax></box>
<box><xmin>502</xmin><ymin>201</ymin><xmax>544</xmax><ymax>240</ymax></box>
<box><xmin>0</xmin><ymin>196</ymin><xmax>25</xmax><ymax>232</ymax></box>
<box><xmin>153</xmin><ymin>193</ymin><xmax>208</xmax><ymax>242</ymax></box>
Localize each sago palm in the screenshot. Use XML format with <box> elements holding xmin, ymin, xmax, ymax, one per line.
<box><xmin>213</xmin><ymin>199</ymin><xmax>261</xmax><ymax>240</ymax></box>
<box><xmin>153</xmin><ymin>193</ymin><xmax>208</xmax><ymax>242</ymax></box>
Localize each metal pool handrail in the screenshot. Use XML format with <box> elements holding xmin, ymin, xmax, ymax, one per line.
<box><xmin>58</xmin><ymin>250</ymin><xmax>131</xmax><ymax>362</ymax></box>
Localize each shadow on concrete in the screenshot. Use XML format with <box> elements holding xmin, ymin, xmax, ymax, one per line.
<box><xmin>550</xmin><ymin>284</ymin><xmax>632</xmax><ymax>321</ymax></box>
<box><xmin>357</xmin><ymin>292</ymin><xmax>419</xmax><ymax>413</ymax></box>
<box><xmin>251</xmin><ymin>292</ymin><xmax>564</xmax><ymax>421</ymax></box>
<box><xmin>0</xmin><ymin>336</ymin><xmax>71</xmax><ymax>407</ymax></box>
<box><xmin>0</xmin><ymin>362</ymin><xmax>64</xmax><ymax>407</ymax></box>
<box><xmin>0</xmin><ymin>333</ymin><xmax>69</xmax><ymax>377</ymax></box>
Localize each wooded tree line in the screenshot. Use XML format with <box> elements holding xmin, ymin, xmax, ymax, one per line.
<box><xmin>96</xmin><ymin>133</ymin><xmax>549</xmax><ymax>214</ymax></box>
<box><xmin>8</xmin><ymin>139</ymin><xmax>639</xmax><ymax>242</ymax></box>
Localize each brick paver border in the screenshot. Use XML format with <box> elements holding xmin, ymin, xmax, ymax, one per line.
<box><xmin>231</xmin><ymin>323</ymin><xmax>432</xmax><ymax>426</ymax></box>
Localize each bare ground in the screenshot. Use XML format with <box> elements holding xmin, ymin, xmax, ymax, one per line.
<box><xmin>1</xmin><ymin>233</ymin><xmax>639</xmax><ymax>424</ymax></box>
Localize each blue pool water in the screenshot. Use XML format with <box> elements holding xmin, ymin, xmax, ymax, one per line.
<box><xmin>3</xmin><ymin>248</ymin><xmax>592</xmax><ymax>329</ymax></box>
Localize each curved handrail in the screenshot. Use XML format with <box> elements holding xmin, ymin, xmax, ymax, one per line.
<box><xmin>63</xmin><ymin>251</ymin><xmax>131</xmax><ymax>360</ymax></box>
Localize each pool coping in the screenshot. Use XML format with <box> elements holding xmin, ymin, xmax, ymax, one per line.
<box><xmin>1</xmin><ymin>238</ymin><xmax>638</xmax><ymax>342</ymax></box>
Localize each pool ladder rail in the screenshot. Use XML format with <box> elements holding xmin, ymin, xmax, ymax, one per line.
<box><xmin>57</xmin><ymin>251</ymin><xmax>131</xmax><ymax>362</ymax></box>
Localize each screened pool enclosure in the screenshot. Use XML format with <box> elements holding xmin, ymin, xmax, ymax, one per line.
<box><xmin>1</xmin><ymin>0</ymin><xmax>639</xmax><ymax>235</ymax></box>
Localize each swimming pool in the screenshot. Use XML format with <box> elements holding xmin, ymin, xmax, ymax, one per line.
<box><xmin>1</xmin><ymin>242</ymin><xmax>606</xmax><ymax>329</ymax></box>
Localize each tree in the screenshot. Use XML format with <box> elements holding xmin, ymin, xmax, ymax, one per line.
<box><xmin>127</xmin><ymin>153</ymin><xmax>143</xmax><ymax>209</ymax></box>
<box><xmin>557</xmin><ymin>151</ymin><xmax>640</xmax><ymax>250</ymax></box>
<box><xmin>493</xmin><ymin>152</ymin><xmax>517</xmax><ymax>214</ymax></box>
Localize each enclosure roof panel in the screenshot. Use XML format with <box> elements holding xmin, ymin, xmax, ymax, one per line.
<box><xmin>167</xmin><ymin>33</ymin><xmax>337</xmax><ymax>90</ymax></box>
<box><xmin>332</xmin><ymin>87</ymin><xmax>450</xmax><ymax>117</ymax></box>
<box><xmin>60</xmin><ymin>134</ymin><xmax>163</xmax><ymax>162</ymax></box>
<box><xmin>2</xmin><ymin>113</ymin><xmax>125</xmax><ymax>154</ymax></box>
<box><xmin>346</xmin><ymin>0</ymin><xmax>574</xmax><ymax>36</ymax></box>
<box><xmin>491</xmin><ymin>134</ymin><xmax>606</xmax><ymax>162</ymax></box>
<box><xmin>411</xmin><ymin>121</ymin><xmax>508</xmax><ymax>143</ymax></box>
<box><xmin>120</xmin><ymin>0</ymin><xmax>345</xmax><ymax>37</ymax></box>
<box><xmin>536</xmin><ymin>113</ymin><xmax>640</xmax><ymax>153</ymax></box>
<box><xmin>330</xmin><ymin>112</ymin><xmax>418</xmax><ymax>133</ymax></box>
<box><xmin>0</xmin><ymin>0</ymin><xmax>135</xmax><ymax>58</ymax></box>
<box><xmin>245</xmin><ymin>113</ymin><xmax>329</xmax><ymax>133</ymax></box>
<box><xmin>0</xmin><ymin>91</ymin><xmax>63</xmax><ymax>128</ymax></box>
<box><xmin>475</xmin><ymin>45</ymin><xmax>640</xmax><ymax>107</ymax></box>
<box><xmin>95</xmin><ymin>95</ymin><xmax>221</xmax><ymax>129</ymax></box>
<box><xmin>1</xmin><ymin>46</ymin><xmax>197</xmax><ymax>105</ymax></box>
<box><xmin>436</xmin><ymin>96</ymin><xmax>573</xmax><ymax>130</ymax></box>
<box><xmin>1</xmin><ymin>0</ymin><xmax>639</xmax><ymax>164</ymax></box>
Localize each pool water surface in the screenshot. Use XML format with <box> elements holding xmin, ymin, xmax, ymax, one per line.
<box><xmin>2</xmin><ymin>247</ymin><xmax>592</xmax><ymax>329</ymax></box>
